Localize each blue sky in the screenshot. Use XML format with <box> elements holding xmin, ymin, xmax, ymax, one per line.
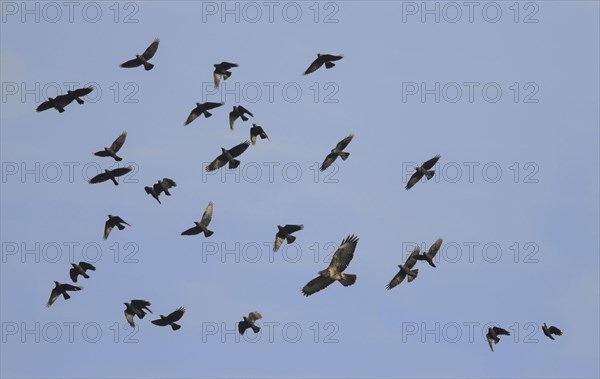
<box><xmin>1</xmin><ymin>1</ymin><xmax>599</xmax><ymax>378</ymax></box>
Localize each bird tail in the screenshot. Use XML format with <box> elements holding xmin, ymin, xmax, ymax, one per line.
<box><xmin>203</xmin><ymin>229</ymin><xmax>214</xmax><ymax>237</ymax></box>
<box><xmin>286</xmin><ymin>235</ymin><xmax>297</xmax><ymax>244</ymax></box>
<box><xmin>58</xmin><ymin>108</ymin><xmax>65</xmax><ymax>113</ymax></box>
<box><xmin>63</xmin><ymin>292</ymin><xmax>71</xmax><ymax>300</ymax></box>
<box><xmin>83</xmin><ymin>273</ymin><xmax>90</xmax><ymax>279</ymax></box>
<box><xmin>340</xmin><ymin>274</ymin><xmax>356</xmax><ymax>286</ymax></box>
<box><xmin>428</xmin><ymin>260</ymin><xmax>436</xmax><ymax>268</ymax></box>
<box><xmin>339</xmin><ymin>152</ymin><xmax>350</xmax><ymax>160</ymax></box>
<box><xmin>224</xmin><ymin>71</ymin><xmax>231</xmax><ymax>80</ymax></box>
<box><xmin>144</xmin><ymin>62</ymin><xmax>154</xmax><ymax>71</ymax></box>
<box><xmin>228</xmin><ymin>159</ymin><xmax>241</xmax><ymax>169</ymax></box>
<box><xmin>117</xmin><ymin>224</ymin><xmax>126</xmax><ymax>230</ymax></box>
<box><xmin>240</xmin><ymin>114</ymin><xmax>248</xmax><ymax>122</ymax></box>
<box><xmin>171</xmin><ymin>323</ymin><xmax>181</xmax><ymax>331</ymax></box>
<box><xmin>204</xmin><ymin>111</ymin><xmax>213</xmax><ymax>118</ymax></box>
<box><xmin>111</xmin><ymin>178</ymin><xmax>119</xmax><ymax>186</ymax></box>
<box><xmin>75</xmin><ymin>98</ymin><xmax>84</xmax><ymax>105</ymax></box>
<box><xmin>325</xmin><ymin>61</ymin><xmax>336</xmax><ymax>69</ymax></box>
<box><xmin>549</xmin><ymin>335</ymin><xmax>555</xmax><ymax>340</ymax></box>
<box><xmin>144</xmin><ymin>186</ymin><xmax>152</xmax><ymax>195</ymax></box>
<box><xmin>114</xmin><ymin>155</ymin><xmax>123</xmax><ymax>162</ymax></box>
<box><xmin>164</xmin><ymin>189</ymin><xmax>171</xmax><ymax>196</ymax></box>
<box><xmin>425</xmin><ymin>170</ymin><xmax>435</xmax><ymax>180</ymax></box>
<box><xmin>407</xmin><ymin>269</ymin><xmax>419</xmax><ymax>282</ymax></box>
<box><xmin>251</xmin><ymin>325</ymin><xmax>260</xmax><ymax>334</ymax></box>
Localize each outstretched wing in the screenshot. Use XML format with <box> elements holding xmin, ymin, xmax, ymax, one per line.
<box><xmin>206</xmin><ymin>154</ymin><xmax>227</xmax><ymax>172</ymax></box>
<box><xmin>229</xmin><ymin>110</ymin><xmax>238</xmax><ymax>130</ymax></box>
<box><xmin>321</xmin><ymin>54</ymin><xmax>343</xmax><ymax>62</ymax></box>
<box><xmin>184</xmin><ymin>107</ymin><xmax>201</xmax><ymax>126</ymax></box>
<box><xmin>213</xmin><ymin>72</ymin><xmax>222</xmax><ymax>88</ymax></box>
<box><xmin>548</xmin><ymin>326</ymin><xmax>562</xmax><ymax>336</ymax></box>
<box><xmin>151</xmin><ymin>317</ymin><xmax>169</xmax><ymax>326</ymax></box>
<box><xmin>103</xmin><ymin>220</ymin><xmax>113</xmax><ymax>240</ymax></box>
<box><xmin>422</xmin><ymin>154</ymin><xmax>441</xmax><ymax>170</ymax></box>
<box><xmin>248</xmin><ymin>311</ymin><xmax>262</xmax><ymax>322</ymax></box>
<box><xmin>301</xmin><ymin>276</ymin><xmax>335</xmax><ymax>296</ymax></box>
<box><xmin>386</xmin><ymin>270</ymin><xmax>406</xmax><ymax>290</ymax></box>
<box><xmin>303</xmin><ymin>56</ymin><xmax>324</xmax><ymax>75</ymax></box>
<box><xmin>69</xmin><ymin>268</ymin><xmax>78</xmax><ymax>282</ymax></box>
<box><xmin>200</xmin><ymin>202</ymin><xmax>213</xmax><ymax>226</ymax></box>
<box><xmin>405</xmin><ymin>171</ymin><xmax>424</xmax><ymax>190</ymax></box>
<box><xmin>89</xmin><ymin>172</ymin><xmax>110</xmax><ymax>184</ymax></box>
<box><xmin>273</xmin><ymin>235</ymin><xmax>284</xmax><ymax>252</ymax></box>
<box><xmin>228</xmin><ymin>141</ymin><xmax>251</xmax><ymax>158</ymax></box>
<box><xmin>203</xmin><ymin>102</ymin><xmax>224</xmax><ymax>111</ymax></box>
<box><xmin>166</xmin><ymin>307</ymin><xmax>185</xmax><ymax>322</ymax></box>
<box><xmin>36</xmin><ymin>100</ymin><xmax>55</xmax><ymax>112</ymax></box>
<box><xmin>426</xmin><ymin>238</ymin><xmax>443</xmax><ymax>259</ymax></box>
<box><xmin>282</xmin><ymin>224</ymin><xmax>304</xmax><ymax>234</ymax></box>
<box><xmin>320</xmin><ymin>152</ymin><xmax>337</xmax><ymax>172</ymax></box>
<box><xmin>71</xmin><ymin>87</ymin><xmax>94</xmax><ymax>97</ymax></box>
<box><xmin>110</xmin><ymin>167</ymin><xmax>133</xmax><ymax>178</ymax></box>
<box><xmin>110</xmin><ymin>132</ymin><xmax>127</xmax><ymax>153</ymax></box>
<box><xmin>125</xmin><ymin>311</ymin><xmax>136</xmax><ymax>327</ymax></box>
<box><xmin>238</xmin><ymin>105</ymin><xmax>253</xmax><ymax>117</ymax></box>
<box><xmin>493</xmin><ymin>327</ymin><xmax>510</xmax><ymax>336</ymax></box>
<box><xmin>181</xmin><ymin>225</ymin><xmax>202</xmax><ymax>235</ymax></box>
<box><xmin>405</xmin><ymin>247</ymin><xmax>420</xmax><ymax>269</ymax></box>
<box><xmin>142</xmin><ymin>38</ymin><xmax>160</xmax><ymax>60</ymax></box>
<box><xmin>335</xmin><ymin>134</ymin><xmax>354</xmax><ymax>150</ymax></box>
<box><xmin>79</xmin><ymin>262</ymin><xmax>96</xmax><ymax>271</ymax></box>
<box><xmin>328</xmin><ymin>235</ymin><xmax>359</xmax><ymax>273</ymax></box>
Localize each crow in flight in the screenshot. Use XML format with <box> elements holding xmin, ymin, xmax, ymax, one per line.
<box><xmin>320</xmin><ymin>134</ymin><xmax>354</xmax><ymax>171</ymax></box>
<box><xmin>273</xmin><ymin>224</ymin><xmax>304</xmax><ymax>252</ymax></box>
<box><xmin>36</xmin><ymin>87</ymin><xmax>94</xmax><ymax>113</ymax></box>
<box><xmin>46</xmin><ymin>281</ymin><xmax>82</xmax><ymax>307</ymax></box>
<box><xmin>184</xmin><ymin>102</ymin><xmax>224</xmax><ymax>126</ymax></box>
<box><xmin>386</xmin><ymin>247</ymin><xmax>420</xmax><ymax>290</ymax></box>
<box><xmin>88</xmin><ymin>167</ymin><xmax>132</xmax><ymax>186</ymax></box>
<box><xmin>213</xmin><ymin>61</ymin><xmax>238</xmax><ymax>88</ymax></box>
<box><xmin>250</xmin><ymin>124</ymin><xmax>269</xmax><ymax>145</ymax></box>
<box><xmin>94</xmin><ymin>131</ymin><xmax>127</xmax><ymax>161</ymax></box>
<box><xmin>124</xmin><ymin>300</ymin><xmax>152</xmax><ymax>328</ymax></box>
<box><xmin>406</xmin><ymin>154</ymin><xmax>441</xmax><ymax>190</ymax></box>
<box><xmin>69</xmin><ymin>261</ymin><xmax>96</xmax><ymax>283</ymax></box>
<box><xmin>152</xmin><ymin>307</ymin><xmax>186</xmax><ymax>330</ymax></box>
<box><xmin>120</xmin><ymin>38</ymin><xmax>160</xmax><ymax>70</ymax></box>
<box><xmin>145</xmin><ymin>178</ymin><xmax>177</xmax><ymax>204</ymax></box>
<box><xmin>303</xmin><ymin>54</ymin><xmax>343</xmax><ymax>75</ymax></box>
<box><xmin>414</xmin><ymin>238</ymin><xmax>443</xmax><ymax>268</ymax></box>
<box><xmin>486</xmin><ymin>326</ymin><xmax>510</xmax><ymax>352</ymax></box>
<box><xmin>206</xmin><ymin>141</ymin><xmax>251</xmax><ymax>172</ymax></box>
<box><xmin>181</xmin><ymin>202</ymin><xmax>214</xmax><ymax>237</ymax></box>
<box><xmin>542</xmin><ymin>323</ymin><xmax>563</xmax><ymax>340</ymax></box>
<box><xmin>229</xmin><ymin>105</ymin><xmax>254</xmax><ymax>130</ymax></box>
<box><xmin>104</xmin><ymin>215</ymin><xmax>130</xmax><ymax>240</ymax></box>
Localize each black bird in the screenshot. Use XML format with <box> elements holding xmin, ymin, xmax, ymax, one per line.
<box><xmin>486</xmin><ymin>326</ymin><xmax>510</xmax><ymax>352</ymax></box>
<box><xmin>320</xmin><ymin>134</ymin><xmax>354</xmax><ymax>171</ymax></box>
<box><xmin>303</xmin><ymin>53</ymin><xmax>343</xmax><ymax>75</ymax></box>
<box><xmin>94</xmin><ymin>131</ymin><xmax>127</xmax><ymax>161</ymax></box>
<box><xmin>206</xmin><ymin>141</ymin><xmax>251</xmax><ymax>172</ymax></box>
<box><xmin>88</xmin><ymin>167</ymin><xmax>133</xmax><ymax>186</ymax></box>
<box><xmin>542</xmin><ymin>323</ymin><xmax>562</xmax><ymax>340</ymax></box>
<box><xmin>229</xmin><ymin>105</ymin><xmax>254</xmax><ymax>130</ymax></box>
<box><xmin>213</xmin><ymin>61</ymin><xmax>238</xmax><ymax>88</ymax></box>
<box><xmin>386</xmin><ymin>247</ymin><xmax>420</xmax><ymax>290</ymax></box>
<box><xmin>63</xmin><ymin>87</ymin><xmax>94</xmax><ymax>105</ymax></box>
<box><xmin>46</xmin><ymin>281</ymin><xmax>82</xmax><ymax>307</ymax></box>
<box><xmin>151</xmin><ymin>307</ymin><xmax>186</xmax><ymax>331</ymax></box>
<box><xmin>124</xmin><ymin>300</ymin><xmax>152</xmax><ymax>328</ymax></box>
<box><xmin>238</xmin><ymin>312</ymin><xmax>262</xmax><ymax>335</ymax></box>
<box><xmin>104</xmin><ymin>215</ymin><xmax>130</xmax><ymax>240</ymax></box>
<box><xmin>144</xmin><ymin>178</ymin><xmax>177</xmax><ymax>204</ymax></box>
<box><xmin>120</xmin><ymin>38</ymin><xmax>160</xmax><ymax>70</ymax></box>
<box><xmin>36</xmin><ymin>87</ymin><xmax>94</xmax><ymax>113</ymax></box>
<box><xmin>181</xmin><ymin>202</ymin><xmax>214</xmax><ymax>237</ymax></box>
<box><xmin>184</xmin><ymin>102</ymin><xmax>224</xmax><ymax>126</ymax></box>
<box><xmin>69</xmin><ymin>261</ymin><xmax>96</xmax><ymax>283</ymax></box>
<box><xmin>250</xmin><ymin>124</ymin><xmax>269</xmax><ymax>145</ymax></box>
<box><xmin>406</xmin><ymin>154</ymin><xmax>441</xmax><ymax>190</ymax></box>
<box><xmin>273</xmin><ymin>224</ymin><xmax>304</xmax><ymax>252</ymax></box>
<box><xmin>414</xmin><ymin>238</ymin><xmax>443</xmax><ymax>268</ymax></box>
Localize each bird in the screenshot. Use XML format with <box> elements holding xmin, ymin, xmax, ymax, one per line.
<box><xmin>413</xmin><ymin>238</ymin><xmax>443</xmax><ymax>268</ymax></box>
<box><xmin>386</xmin><ymin>247</ymin><xmax>420</xmax><ymax>290</ymax></box>
<box><xmin>406</xmin><ymin>154</ymin><xmax>441</xmax><ymax>190</ymax></box>
<box><xmin>63</xmin><ymin>87</ymin><xmax>94</xmax><ymax>105</ymax></box>
<box><xmin>69</xmin><ymin>261</ymin><xmax>96</xmax><ymax>283</ymax></box>
<box><xmin>320</xmin><ymin>134</ymin><xmax>354</xmax><ymax>171</ymax></box>
<box><xmin>104</xmin><ymin>215</ymin><xmax>130</xmax><ymax>240</ymax></box>
<box><xmin>302</xmin><ymin>235</ymin><xmax>359</xmax><ymax>296</ymax></box>
<box><xmin>124</xmin><ymin>300</ymin><xmax>152</xmax><ymax>328</ymax></box>
<box><xmin>120</xmin><ymin>38</ymin><xmax>160</xmax><ymax>70</ymax></box>
<box><xmin>46</xmin><ymin>281</ymin><xmax>82</xmax><ymax>307</ymax></box>
<box><xmin>250</xmin><ymin>124</ymin><xmax>269</xmax><ymax>145</ymax></box>
<box><xmin>88</xmin><ymin>167</ymin><xmax>133</xmax><ymax>185</ymax></box>
<box><xmin>181</xmin><ymin>202</ymin><xmax>214</xmax><ymax>237</ymax></box>
<box><xmin>273</xmin><ymin>224</ymin><xmax>304</xmax><ymax>252</ymax></box>
<box><xmin>93</xmin><ymin>131</ymin><xmax>127</xmax><ymax>161</ymax></box>
<box><xmin>144</xmin><ymin>178</ymin><xmax>177</xmax><ymax>204</ymax></box>
<box><xmin>213</xmin><ymin>61</ymin><xmax>238</xmax><ymax>88</ymax></box>
<box><xmin>229</xmin><ymin>105</ymin><xmax>254</xmax><ymax>130</ymax></box>
<box><xmin>486</xmin><ymin>326</ymin><xmax>510</xmax><ymax>352</ymax></box>
<box><xmin>206</xmin><ymin>141</ymin><xmax>251</xmax><ymax>172</ymax></box>
<box><xmin>184</xmin><ymin>102</ymin><xmax>224</xmax><ymax>126</ymax></box>
<box><xmin>303</xmin><ymin>53</ymin><xmax>343</xmax><ymax>75</ymax></box>
<box><xmin>151</xmin><ymin>307</ymin><xmax>186</xmax><ymax>331</ymax></box>
<box><xmin>238</xmin><ymin>312</ymin><xmax>262</xmax><ymax>335</ymax></box>
<box><xmin>542</xmin><ymin>323</ymin><xmax>562</xmax><ymax>340</ymax></box>
<box><xmin>36</xmin><ymin>87</ymin><xmax>94</xmax><ymax>113</ymax></box>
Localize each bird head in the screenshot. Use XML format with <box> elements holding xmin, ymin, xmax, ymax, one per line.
<box><xmin>135</xmin><ymin>54</ymin><xmax>142</xmax><ymax>60</ymax></box>
<box><xmin>71</xmin><ymin>263</ymin><xmax>77</xmax><ymax>268</ymax></box>
<box><xmin>108</xmin><ymin>214</ymin><xmax>113</xmax><ymax>218</ymax></box>
<box><xmin>54</xmin><ymin>281</ymin><xmax>59</xmax><ymax>285</ymax></box>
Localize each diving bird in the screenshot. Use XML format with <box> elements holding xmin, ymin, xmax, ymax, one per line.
<box><xmin>414</xmin><ymin>238</ymin><xmax>443</xmax><ymax>268</ymax></box>
<box><xmin>144</xmin><ymin>178</ymin><xmax>177</xmax><ymax>204</ymax></box>
<box><xmin>184</xmin><ymin>102</ymin><xmax>224</xmax><ymax>126</ymax></box>
<box><xmin>486</xmin><ymin>326</ymin><xmax>510</xmax><ymax>352</ymax></box>
<box><xmin>302</xmin><ymin>235</ymin><xmax>359</xmax><ymax>296</ymax></box>
<box><xmin>151</xmin><ymin>307</ymin><xmax>186</xmax><ymax>331</ymax></box>
<box><xmin>320</xmin><ymin>134</ymin><xmax>354</xmax><ymax>171</ymax></box>
<box><xmin>386</xmin><ymin>247</ymin><xmax>420</xmax><ymax>290</ymax></box>
<box><xmin>205</xmin><ymin>141</ymin><xmax>251</xmax><ymax>172</ymax></box>
<box><xmin>88</xmin><ymin>167</ymin><xmax>133</xmax><ymax>186</ymax></box>
<box><xmin>303</xmin><ymin>53</ymin><xmax>343</xmax><ymax>75</ymax></box>
<box><xmin>273</xmin><ymin>224</ymin><xmax>304</xmax><ymax>252</ymax></box>
<box><xmin>69</xmin><ymin>261</ymin><xmax>96</xmax><ymax>283</ymax></box>
<box><xmin>250</xmin><ymin>124</ymin><xmax>269</xmax><ymax>145</ymax></box>
<box><xmin>542</xmin><ymin>323</ymin><xmax>562</xmax><ymax>340</ymax></box>
<box><xmin>213</xmin><ymin>61</ymin><xmax>238</xmax><ymax>88</ymax></box>
<box><xmin>181</xmin><ymin>202</ymin><xmax>214</xmax><ymax>237</ymax></box>
<box><xmin>238</xmin><ymin>312</ymin><xmax>262</xmax><ymax>335</ymax></box>
<box><xmin>104</xmin><ymin>215</ymin><xmax>130</xmax><ymax>240</ymax></box>
<box><xmin>229</xmin><ymin>105</ymin><xmax>254</xmax><ymax>130</ymax></box>
<box><xmin>120</xmin><ymin>38</ymin><xmax>160</xmax><ymax>70</ymax></box>
<box><xmin>406</xmin><ymin>154</ymin><xmax>441</xmax><ymax>190</ymax></box>
<box><xmin>94</xmin><ymin>131</ymin><xmax>127</xmax><ymax>161</ymax></box>
<box><xmin>46</xmin><ymin>281</ymin><xmax>82</xmax><ymax>307</ymax></box>
<box><xmin>36</xmin><ymin>87</ymin><xmax>94</xmax><ymax>113</ymax></box>
<box><xmin>124</xmin><ymin>300</ymin><xmax>152</xmax><ymax>328</ymax></box>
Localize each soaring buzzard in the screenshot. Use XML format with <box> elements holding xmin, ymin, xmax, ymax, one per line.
<box><xmin>386</xmin><ymin>247</ymin><xmax>420</xmax><ymax>290</ymax></box>
<box><xmin>36</xmin><ymin>87</ymin><xmax>94</xmax><ymax>113</ymax></box>
<box><xmin>181</xmin><ymin>202</ymin><xmax>214</xmax><ymax>237</ymax></box>
<box><xmin>320</xmin><ymin>134</ymin><xmax>354</xmax><ymax>171</ymax></box>
<box><xmin>406</xmin><ymin>154</ymin><xmax>441</xmax><ymax>190</ymax></box>
<box><xmin>120</xmin><ymin>38</ymin><xmax>160</xmax><ymax>70</ymax></box>
<box><xmin>303</xmin><ymin>54</ymin><xmax>343</xmax><ymax>75</ymax></box>
<box><xmin>94</xmin><ymin>131</ymin><xmax>127</xmax><ymax>161</ymax></box>
<box><xmin>88</xmin><ymin>167</ymin><xmax>132</xmax><ymax>186</ymax></box>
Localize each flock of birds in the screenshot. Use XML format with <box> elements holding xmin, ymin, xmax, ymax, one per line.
<box><xmin>37</xmin><ymin>38</ymin><xmax>563</xmax><ymax>348</ymax></box>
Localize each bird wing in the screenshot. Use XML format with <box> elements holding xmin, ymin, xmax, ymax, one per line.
<box><xmin>238</xmin><ymin>105</ymin><xmax>253</xmax><ymax>117</ymax></box>
<box><xmin>328</xmin><ymin>235</ymin><xmax>359</xmax><ymax>273</ymax></box>
<box><xmin>59</xmin><ymin>283</ymin><xmax>82</xmax><ymax>292</ymax></box>
<box><xmin>46</xmin><ymin>288</ymin><xmax>61</xmax><ymax>307</ymax></box>
<box><xmin>405</xmin><ymin>171</ymin><xmax>424</xmax><ymax>190</ymax></box>
<box><xmin>248</xmin><ymin>312</ymin><xmax>262</xmax><ymax>322</ymax></box>
<box><xmin>131</xmin><ymin>300</ymin><xmax>151</xmax><ymax>309</ymax></box>
<box><xmin>487</xmin><ymin>337</ymin><xmax>494</xmax><ymax>352</ymax></box>
<box><xmin>548</xmin><ymin>326</ymin><xmax>562</xmax><ymax>335</ymax></box>
<box><xmin>283</xmin><ymin>224</ymin><xmax>304</xmax><ymax>234</ymax></box>
<box><xmin>151</xmin><ymin>317</ymin><xmax>169</xmax><ymax>326</ymax></box>
<box><xmin>303</xmin><ymin>56</ymin><xmax>324</xmax><ymax>75</ymax></box>
<box><xmin>493</xmin><ymin>327</ymin><xmax>510</xmax><ymax>336</ymax></box>
<box><xmin>386</xmin><ymin>270</ymin><xmax>407</xmax><ymax>290</ymax></box>
<box><xmin>405</xmin><ymin>247</ymin><xmax>420</xmax><ymax>269</ymax></box>
<box><xmin>321</xmin><ymin>54</ymin><xmax>343</xmax><ymax>62</ymax></box>
<box><xmin>110</xmin><ymin>167</ymin><xmax>133</xmax><ymax>178</ymax></box>
<box><xmin>160</xmin><ymin>178</ymin><xmax>176</xmax><ymax>191</ymax></box>
<box><xmin>124</xmin><ymin>310</ymin><xmax>136</xmax><ymax>327</ymax></box>
<box><xmin>229</xmin><ymin>110</ymin><xmax>237</xmax><ymax>130</ymax></box>
<box><xmin>110</xmin><ymin>132</ymin><xmax>127</xmax><ymax>153</ymax></box>
<box><xmin>36</xmin><ymin>100</ymin><xmax>55</xmax><ymax>112</ymax></box>
<box><xmin>103</xmin><ymin>220</ymin><xmax>113</xmax><ymax>240</ymax></box>
<box><xmin>206</xmin><ymin>154</ymin><xmax>227</xmax><ymax>172</ymax></box>
<box><xmin>273</xmin><ymin>234</ymin><xmax>284</xmax><ymax>252</ymax></box>
<box><xmin>427</xmin><ymin>238</ymin><xmax>443</xmax><ymax>259</ymax></box>
<box><xmin>184</xmin><ymin>107</ymin><xmax>201</xmax><ymax>126</ymax></box>
<box><xmin>238</xmin><ymin>321</ymin><xmax>250</xmax><ymax>334</ymax></box>
<box><xmin>79</xmin><ymin>262</ymin><xmax>96</xmax><ymax>271</ymax></box>
<box><xmin>336</xmin><ymin>134</ymin><xmax>354</xmax><ymax>150</ymax></box>
<box><xmin>112</xmin><ymin>216</ymin><xmax>130</xmax><ymax>226</ymax></box>
<box><xmin>220</xmin><ymin>62</ymin><xmax>238</xmax><ymax>69</ymax></box>
<box><xmin>166</xmin><ymin>307</ymin><xmax>186</xmax><ymax>322</ymax></box>
<box><xmin>69</xmin><ymin>268</ymin><xmax>78</xmax><ymax>282</ymax></box>
<box><xmin>301</xmin><ymin>276</ymin><xmax>335</xmax><ymax>296</ymax></box>
<box><xmin>89</xmin><ymin>172</ymin><xmax>110</xmax><ymax>184</ymax></box>
<box><xmin>72</xmin><ymin>87</ymin><xmax>94</xmax><ymax>97</ymax></box>
<box><xmin>422</xmin><ymin>154</ymin><xmax>441</xmax><ymax>170</ymax></box>
<box><xmin>120</xmin><ymin>58</ymin><xmax>142</xmax><ymax>68</ymax></box>
<box><xmin>203</xmin><ymin>102</ymin><xmax>225</xmax><ymax>110</ymax></box>
<box><xmin>200</xmin><ymin>202</ymin><xmax>213</xmax><ymax>226</ymax></box>
<box><xmin>228</xmin><ymin>141</ymin><xmax>251</xmax><ymax>157</ymax></box>
<box><xmin>141</xmin><ymin>38</ymin><xmax>160</xmax><ymax>60</ymax></box>
<box><xmin>213</xmin><ymin>72</ymin><xmax>222</xmax><ymax>88</ymax></box>
<box><xmin>320</xmin><ymin>152</ymin><xmax>338</xmax><ymax>172</ymax></box>
<box><xmin>181</xmin><ymin>225</ymin><xmax>202</xmax><ymax>235</ymax></box>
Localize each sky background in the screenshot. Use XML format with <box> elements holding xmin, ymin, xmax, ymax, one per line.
<box><xmin>1</xmin><ymin>1</ymin><xmax>599</xmax><ymax>378</ymax></box>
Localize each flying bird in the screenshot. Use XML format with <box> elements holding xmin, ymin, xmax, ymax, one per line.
<box><xmin>184</xmin><ymin>102</ymin><xmax>224</xmax><ymax>126</ymax></box>
<box><xmin>406</xmin><ymin>154</ymin><xmax>441</xmax><ymax>190</ymax></box>
<box><xmin>486</xmin><ymin>326</ymin><xmax>510</xmax><ymax>352</ymax></box>
<box><xmin>69</xmin><ymin>261</ymin><xmax>96</xmax><ymax>283</ymax></box>
<box><xmin>124</xmin><ymin>299</ymin><xmax>152</xmax><ymax>328</ymax></box>
<box><xmin>144</xmin><ymin>178</ymin><xmax>177</xmax><ymax>204</ymax></box>
<box><xmin>46</xmin><ymin>281</ymin><xmax>82</xmax><ymax>307</ymax></box>
<box><xmin>151</xmin><ymin>307</ymin><xmax>186</xmax><ymax>331</ymax></box>
<box><xmin>303</xmin><ymin>53</ymin><xmax>343</xmax><ymax>75</ymax></box>
<box><xmin>542</xmin><ymin>323</ymin><xmax>562</xmax><ymax>340</ymax></box>
<box><xmin>386</xmin><ymin>247</ymin><xmax>420</xmax><ymax>290</ymax></box>
<box><xmin>414</xmin><ymin>238</ymin><xmax>443</xmax><ymax>268</ymax></box>
<box><xmin>229</xmin><ymin>105</ymin><xmax>254</xmax><ymax>130</ymax></box>
<box><xmin>63</xmin><ymin>87</ymin><xmax>94</xmax><ymax>105</ymax></box>
<box><xmin>213</xmin><ymin>61</ymin><xmax>238</xmax><ymax>88</ymax></box>
<box><xmin>205</xmin><ymin>141</ymin><xmax>251</xmax><ymax>172</ymax></box>
<box><xmin>302</xmin><ymin>235</ymin><xmax>359</xmax><ymax>296</ymax></box>
<box><xmin>104</xmin><ymin>215</ymin><xmax>130</xmax><ymax>240</ymax></box>
<box><xmin>320</xmin><ymin>134</ymin><xmax>354</xmax><ymax>171</ymax></box>
<box><xmin>238</xmin><ymin>311</ymin><xmax>262</xmax><ymax>335</ymax></box>
<box><xmin>120</xmin><ymin>38</ymin><xmax>160</xmax><ymax>70</ymax></box>
<box><xmin>250</xmin><ymin>124</ymin><xmax>269</xmax><ymax>145</ymax></box>
<box><xmin>273</xmin><ymin>224</ymin><xmax>304</xmax><ymax>252</ymax></box>
<box><xmin>181</xmin><ymin>202</ymin><xmax>214</xmax><ymax>237</ymax></box>
<box><xmin>36</xmin><ymin>87</ymin><xmax>94</xmax><ymax>113</ymax></box>
<box><xmin>88</xmin><ymin>167</ymin><xmax>132</xmax><ymax>185</ymax></box>
<box><xmin>94</xmin><ymin>131</ymin><xmax>127</xmax><ymax>161</ymax></box>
